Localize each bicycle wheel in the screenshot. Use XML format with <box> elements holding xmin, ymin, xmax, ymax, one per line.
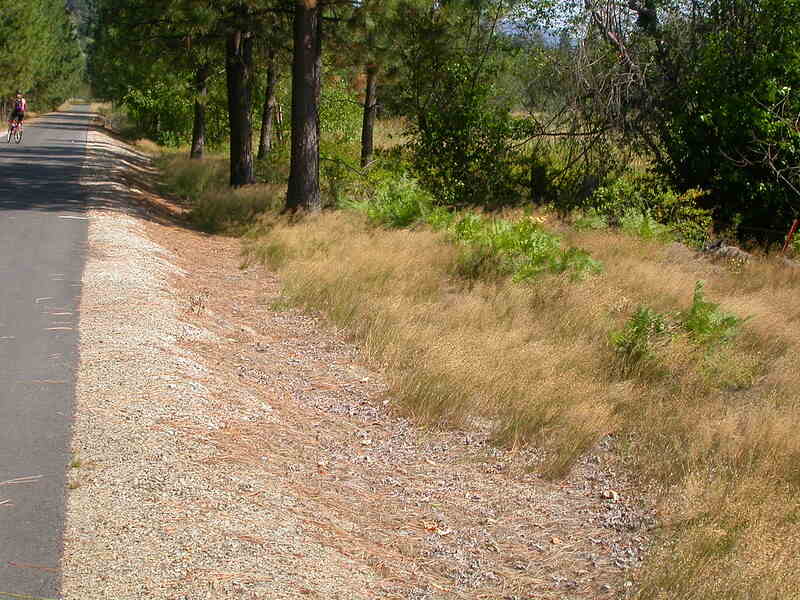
<box><xmin>5</xmin><ymin>127</ymin><xmax>11</xmax><ymax>144</ymax></box>
<box><xmin>14</xmin><ymin>128</ymin><xmax>22</xmax><ymax>144</ymax></box>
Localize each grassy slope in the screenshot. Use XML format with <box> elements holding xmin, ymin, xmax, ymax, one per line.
<box><xmin>243</xmin><ymin>210</ymin><xmax>800</xmax><ymax>600</ymax></box>
<box><xmin>148</xmin><ymin>112</ymin><xmax>800</xmax><ymax>597</ymax></box>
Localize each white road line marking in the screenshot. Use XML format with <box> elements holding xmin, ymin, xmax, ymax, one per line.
<box><xmin>35</xmin><ymin>297</ymin><xmax>54</xmax><ymax>303</ymax></box>
<box><xmin>58</xmin><ymin>215</ymin><xmax>88</xmax><ymax>220</ymax></box>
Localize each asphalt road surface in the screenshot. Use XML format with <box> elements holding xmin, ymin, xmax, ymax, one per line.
<box><xmin>0</xmin><ymin>105</ymin><xmax>91</xmax><ymax>597</ymax></box>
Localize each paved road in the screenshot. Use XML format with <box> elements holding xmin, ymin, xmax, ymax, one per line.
<box><xmin>0</xmin><ymin>105</ymin><xmax>91</xmax><ymax>597</ymax></box>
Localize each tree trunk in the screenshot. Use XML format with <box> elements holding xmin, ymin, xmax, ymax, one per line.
<box><xmin>285</xmin><ymin>0</ymin><xmax>321</xmax><ymax>213</ymax></box>
<box><xmin>226</xmin><ymin>29</ymin><xmax>256</xmax><ymax>187</ymax></box>
<box><xmin>190</xmin><ymin>63</ymin><xmax>210</xmax><ymax>159</ymax></box>
<box><xmin>360</xmin><ymin>65</ymin><xmax>379</xmax><ymax>168</ymax></box>
<box><xmin>257</xmin><ymin>51</ymin><xmax>279</xmax><ymax>160</ymax></box>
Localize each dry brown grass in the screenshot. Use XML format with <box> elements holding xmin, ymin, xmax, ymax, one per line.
<box><xmin>157</xmin><ymin>154</ymin><xmax>284</xmax><ymax>233</ymax></box>
<box><xmin>374</xmin><ymin>117</ymin><xmax>408</xmax><ymax>151</ymax></box>
<box><xmin>245</xmin><ymin>210</ymin><xmax>800</xmax><ymax>599</ymax></box>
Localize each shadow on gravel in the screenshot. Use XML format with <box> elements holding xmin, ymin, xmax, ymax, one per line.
<box><xmin>79</xmin><ymin>126</ymin><xmax>202</xmax><ymax>232</ymax></box>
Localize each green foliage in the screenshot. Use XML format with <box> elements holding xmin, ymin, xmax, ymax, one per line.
<box><xmin>0</xmin><ymin>0</ymin><xmax>85</xmax><ymax>108</ymax></box>
<box><xmin>406</xmin><ymin>61</ymin><xmax>522</xmax><ymax>208</ymax></box>
<box><xmin>573</xmin><ymin>209</ymin><xmax>608</xmax><ymax>231</ymax></box>
<box><xmin>792</xmin><ymin>236</ymin><xmax>800</xmax><ymax>258</ymax></box>
<box><xmin>588</xmin><ymin>172</ymin><xmax>712</xmax><ymax>246</ymax></box>
<box><xmin>122</xmin><ymin>81</ymin><xmax>195</xmax><ymax>146</ymax></box>
<box><xmin>610</xmin><ymin>306</ymin><xmax>669</xmax><ymax>375</ymax></box>
<box><xmin>344</xmin><ymin>169</ymin><xmax>602</xmax><ymax>282</ymax></box>
<box><xmin>320</xmin><ymin>76</ymin><xmax>363</xmax><ymax>144</ymax></box>
<box><xmin>649</xmin><ymin>0</ymin><xmax>800</xmax><ymax>240</ymax></box>
<box><xmin>610</xmin><ymin>281</ymin><xmax>746</xmax><ymax>377</ymax></box>
<box><xmin>681</xmin><ymin>281</ymin><xmax>745</xmax><ymax>347</ymax></box>
<box><xmin>619</xmin><ymin>210</ymin><xmax>672</xmax><ymax>241</ymax></box>
<box><xmin>449</xmin><ymin>213</ymin><xmax>602</xmax><ymax>282</ymax></box>
<box><xmin>395</xmin><ymin>4</ymin><xmax>524</xmax><ymax>208</ymax></box>
<box><xmin>344</xmin><ymin>172</ymin><xmax>436</xmax><ymax>228</ymax></box>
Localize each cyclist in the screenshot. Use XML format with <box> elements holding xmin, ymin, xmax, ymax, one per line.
<box><xmin>8</xmin><ymin>91</ymin><xmax>26</xmax><ymax>130</ymax></box>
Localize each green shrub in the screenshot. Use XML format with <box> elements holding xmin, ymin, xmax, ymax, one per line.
<box><xmin>406</xmin><ymin>61</ymin><xmax>521</xmax><ymax>208</ymax></box>
<box><xmin>589</xmin><ymin>172</ymin><xmax>712</xmax><ymax>247</ymax></box>
<box><xmin>610</xmin><ymin>306</ymin><xmax>669</xmax><ymax>375</ymax></box>
<box><xmin>790</xmin><ymin>234</ymin><xmax>800</xmax><ymax>257</ymax></box>
<box><xmin>451</xmin><ymin>214</ymin><xmax>602</xmax><ymax>282</ymax></box>
<box><xmin>345</xmin><ymin>173</ymin><xmax>436</xmax><ymax>229</ymax></box>
<box><xmin>680</xmin><ymin>281</ymin><xmax>745</xmax><ymax>346</ymax></box>
<box><xmin>620</xmin><ymin>209</ymin><xmax>672</xmax><ymax>241</ymax></box>
<box><xmin>344</xmin><ymin>172</ymin><xmax>602</xmax><ymax>283</ymax></box>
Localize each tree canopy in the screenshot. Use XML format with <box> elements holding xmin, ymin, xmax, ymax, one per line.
<box><xmin>0</xmin><ymin>0</ymin><xmax>85</xmax><ymax>108</ymax></box>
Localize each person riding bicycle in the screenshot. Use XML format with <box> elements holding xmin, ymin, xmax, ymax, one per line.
<box><xmin>9</xmin><ymin>91</ymin><xmax>26</xmax><ymax>127</ymax></box>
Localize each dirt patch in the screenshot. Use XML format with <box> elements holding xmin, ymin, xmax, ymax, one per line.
<box><xmin>63</xmin><ymin>129</ymin><xmax>652</xmax><ymax>598</ymax></box>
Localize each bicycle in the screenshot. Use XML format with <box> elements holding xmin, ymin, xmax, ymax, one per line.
<box><xmin>6</xmin><ymin>119</ymin><xmax>22</xmax><ymax>144</ymax></box>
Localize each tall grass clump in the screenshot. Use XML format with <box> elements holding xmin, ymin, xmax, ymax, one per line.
<box><xmin>157</xmin><ymin>153</ymin><xmax>283</xmax><ymax>233</ymax></box>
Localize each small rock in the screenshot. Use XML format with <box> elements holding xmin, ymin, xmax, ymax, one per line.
<box><xmin>551</xmin><ymin>536</ymin><xmax>563</xmax><ymax>545</ymax></box>
<box><xmin>601</xmin><ymin>489</ymin><xmax>620</xmax><ymax>502</ymax></box>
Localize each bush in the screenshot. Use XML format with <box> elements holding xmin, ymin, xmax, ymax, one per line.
<box><xmin>406</xmin><ymin>62</ymin><xmax>521</xmax><ymax>208</ymax></box>
<box><xmin>588</xmin><ymin>172</ymin><xmax>712</xmax><ymax>246</ymax></box>
<box><xmin>620</xmin><ymin>209</ymin><xmax>672</xmax><ymax>241</ymax></box>
<box><xmin>450</xmin><ymin>213</ymin><xmax>602</xmax><ymax>282</ymax></box>
<box><xmin>680</xmin><ymin>280</ymin><xmax>745</xmax><ymax>347</ymax></box>
<box><xmin>345</xmin><ymin>173</ymin><xmax>436</xmax><ymax>229</ymax></box>
<box><xmin>610</xmin><ymin>306</ymin><xmax>669</xmax><ymax>376</ymax></box>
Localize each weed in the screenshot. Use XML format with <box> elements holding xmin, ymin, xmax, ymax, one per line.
<box><xmin>345</xmin><ymin>173</ymin><xmax>435</xmax><ymax>229</ymax></box>
<box><xmin>450</xmin><ymin>213</ymin><xmax>601</xmax><ymax>282</ymax></box>
<box><xmin>610</xmin><ymin>306</ymin><xmax>669</xmax><ymax>376</ymax></box>
<box><xmin>620</xmin><ymin>209</ymin><xmax>672</xmax><ymax>241</ymax></box>
<box><xmin>681</xmin><ymin>280</ymin><xmax>745</xmax><ymax>346</ymax></box>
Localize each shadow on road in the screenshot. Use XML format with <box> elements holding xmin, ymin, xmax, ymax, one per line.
<box><xmin>0</xmin><ymin>110</ymin><xmax>199</xmax><ymax>233</ymax></box>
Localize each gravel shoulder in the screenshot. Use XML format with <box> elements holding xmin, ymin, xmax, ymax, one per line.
<box><xmin>62</xmin><ymin>127</ymin><xmax>653</xmax><ymax>599</ymax></box>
